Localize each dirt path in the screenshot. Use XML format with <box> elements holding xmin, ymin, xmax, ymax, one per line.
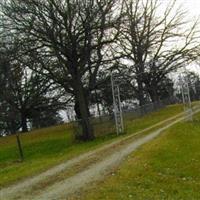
<box><xmin>0</xmin><ymin>110</ymin><xmax>197</xmax><ymax>200</ymax></box>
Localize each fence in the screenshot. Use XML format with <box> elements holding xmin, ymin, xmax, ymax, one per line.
<box><xmin>72</xmin><ymin>97</ymin><xmax>178</xmax><ymax>138</ymax></box>
<box><xmin>72</xmin><ymin>114</ymin><xmax>116</xmax><ymax>139</ymax></box>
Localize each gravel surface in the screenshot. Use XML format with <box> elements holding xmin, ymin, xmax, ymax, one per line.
<box><xmin>1</xmin><ymin>110</ymin><xmax>196</xmax><ymax>200</ymax></box>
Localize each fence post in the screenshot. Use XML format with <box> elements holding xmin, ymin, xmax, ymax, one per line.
<box><xmin>16</xmin><ymin>133</ymin><xmax>24</xmax><ymax>161</ymax></box>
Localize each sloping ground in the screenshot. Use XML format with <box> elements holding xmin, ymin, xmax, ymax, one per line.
<box><xmin>81</xmin><ymin>113</ymin><xmax>200</xmax><ymax>200</ymax></box>
<box><xmin>0</xmin><ymin>104</ymin><xmax>183</xmax><ymax>187</ymax></box>
<box><xmin>1</xmin><ymin>108</ymin><xmax>198</xmax><ymax>200</ymax></box>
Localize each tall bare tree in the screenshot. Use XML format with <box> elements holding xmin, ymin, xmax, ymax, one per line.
<box><xmin>117</xmin><ymin>0</ymin><xmax>200</xmax><ymax>104</ymax></box>
<box><xmin>1</xmin><ymin>0</ymin><xmax>121</xmax><ymax>140</ymax></box>
<box><xmin>0</xmin><ymin>53</ymin><xmax>66</xmax><ymax>133</ymax></box>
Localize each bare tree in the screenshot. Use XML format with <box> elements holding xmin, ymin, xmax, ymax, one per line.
<box><xmin>0</xmin><ymin>37</ymin><xmax>67</xmax><ymax>133</ymax></box>
<box><xmin>0</xmin><ymin>59</ymin><xmax>66</xmax><ymax>133</ymax></box>
<box><xmin>117</xmin><ymin>0</ymin><xmax>200</xmax><ymax>104</ymax></box>
<box><xmin>1</xmin><ymin>0</ymin><xmax>121</xmax><ymax>140</ymax></box>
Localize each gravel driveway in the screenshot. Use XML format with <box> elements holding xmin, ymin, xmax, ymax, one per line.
<box><xmin>1</xmin><ymin>109</ymin><xmax>197</xmax><ymax>200</ymax></box>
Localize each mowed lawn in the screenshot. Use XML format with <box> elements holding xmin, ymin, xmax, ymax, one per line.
<box><xmin>0</xmin><ymin>104</ymin><xmax>183</xmax><ymax>188</ymax></box>
<box><xmin>83</xmin><ymin>113</ymin><xmax>200</xmax><ymax>200</ymax></box>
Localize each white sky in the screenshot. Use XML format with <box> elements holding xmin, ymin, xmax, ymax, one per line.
<box><xmin>160</xmin><ymin>0</ymin><xmax>200</xmax><ymax>16</ymax></box>
<box><xmin>162</xmin><ymin>0</ymin><xmax>200</xmax><ymax>74</ymax></box>
<box><xmin>159</xmin><ymin>0</ymin><xmax>200</xmax><ymax>21</ymax></box>
<box><xmin>176</xmin><ymin>0</ymin><xmax>200</xmax><ymax>17</ymax></box>
<box><xmin>179</xmin><ymin>0</ymin><xmax>200</xmax><ymax>74</ymax></box>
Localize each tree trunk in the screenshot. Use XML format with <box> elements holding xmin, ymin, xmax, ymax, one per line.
<box><xmin>10</xmin><ymin>119</ymin><xmax>17</xmax><ymax>135</ymax></box>
<box><xmin>74</xmin><ymin>82</ymin><xmax>94</xmax><ymax>141</ymax></box>
<box><xmin>148</xmin><ymin>85</ymin><xmax>160</xmax><ymax>103</ymax></box>
<box><xmin>136</xmin><ymin>61</ymin><xmax>146</xmax><ymax>106</ymax></box>
<box><xmin>21</xmin><ymin>114</ymin><xmax>28</xmax><ymax>133</ymax></box>
<box><xmin>137</xmin><ymin>79</ymin><xmax>146</xmax><ymax>106</ymax></box>
<box><xmin>74</xmin><ymin>100</ymin><xmax>82</xmax><ymax>120</ymax></box>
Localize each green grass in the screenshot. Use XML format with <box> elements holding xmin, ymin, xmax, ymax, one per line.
<box><xmin>83</xmin><ymin>112</ymin><xmax>200</xmax><ymax>200</ymax></box>
<box><xmin>125</xmin><ymin>104</ymin><xmax>183</xmax><ymax>134</ymax></box>
<box><xmin>0</xmin><ymin>104</ymin><xmax>183</xmax><ymax>188</ymax></box>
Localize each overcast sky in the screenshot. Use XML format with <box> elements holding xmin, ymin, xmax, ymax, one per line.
<box><xmin>159</xmin><ymin>0</ymin><xmax>200</xmax><ymax>19</ymax></box>
<box><xmin>157</xmin><ymin>0</ymin><xmax>200</xmax><ymax>78</ymax></box>
<box><xmin>177</xmin><ymin>0</ymin><xmax>200</xmax><ymax>17</ymax></box>
<box><xmin>173</xmin><ymin>0</ymin><xmax>200</xmax><ymax>73</ymax></box>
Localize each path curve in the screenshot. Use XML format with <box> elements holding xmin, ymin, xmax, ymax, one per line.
<box><xmin>1</xmin><ymin>109</ymin><xmax>198</xmax><ymax>200</ymax></box>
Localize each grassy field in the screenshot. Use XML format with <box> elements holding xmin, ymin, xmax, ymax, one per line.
<box><xmin>82</xmin><ymin>112</ymin><xmax>200</xmax><ymax>200</ymax></box>
<box><xmin>0</xmin><ymin>104</ymin><xmax>183</xmax><ymax>188</ymax></box>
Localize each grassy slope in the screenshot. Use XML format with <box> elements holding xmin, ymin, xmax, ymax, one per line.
<box><xmin>83</xmin><ymin>113</ymin><xmax>200</xmax><ymax>200</ymax></box>
<box><xmin>0</xmin><ymin>104</ymin><xmax>182</xmax><ymax>188</ymax></box>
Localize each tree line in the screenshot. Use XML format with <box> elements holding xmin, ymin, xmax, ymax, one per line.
<box><xmin>0</xmin><ymin>0</ymin><xmax>199</xmax><ymax>140</ymax></box>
